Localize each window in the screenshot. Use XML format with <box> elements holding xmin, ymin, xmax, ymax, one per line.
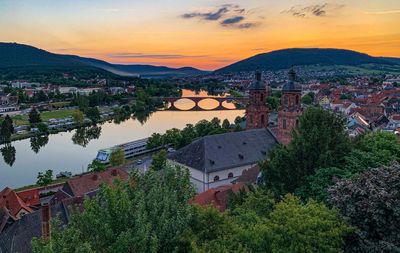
<box><xmin>296</xmin><ymin>95</ymin><xmax>299</xmax><ymax>105</ymax></box>
<box><xmin>260</xmin><ymin>93</ymin><xmax>264</xmax><ymax>102</ymax></box>
<box><xmin>214</xmin><ymin>175</ymin><xmax>220</xmax><ymax>182</ymax></box>
<box><xmin>228</xmin><ymin>172</ymin><xmax>234</xmax><ymax>178</ymax></box>
<box><xmin>296</xmin><ymin>119</ymin><xmax>299</xmax><ymax>126</ymax></box>
<box><xmin>283</xmin><ymin>119</ymin><xmax>287</xmax><ymax>129</ymax></box>
<box><xmin>250</xmin><ymin>115</ymin><xmax>253</xmax><ymax>123</ymax></box>
<box><xmin>261</xmin><ymin>114</ymin><xmax>265</xmax><ymax>125</ymax></box>
<box><xmin>284</xmin><ymin>95</ymin><xmax>288</xmax><ymax>105</ymax></box>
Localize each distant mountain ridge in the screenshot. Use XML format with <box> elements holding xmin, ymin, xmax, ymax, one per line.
<box><xmin>0</xmin><ymin>43</ymin><xmax>207</xmax><ymax>78</ymax></box>
<box><xmin>217</xmin><ymin>48</ymin><xmax>400</xmax><ymax>72</ymax></box>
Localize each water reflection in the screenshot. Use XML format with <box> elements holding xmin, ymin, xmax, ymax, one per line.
<box><xmin>1</xmin><ymin>143</ymin><xmax>16</xmax><ymax>167</ymax></box>
<box><xmin>132</xmin><ymin>110</ymin><xmax>154</xmax><ymax>125</ymax></box>
<box><xmin>30</xmin><ymin>135</ymin><xmax>49</xmax><ymax>153</ymax></box>
<box><xmin>72</xmin><ymin>126</ymin><xmax>102</xmax><ymax>147</ymax></box>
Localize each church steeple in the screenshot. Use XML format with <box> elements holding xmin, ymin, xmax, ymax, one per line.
<box><xmin>246</xmin><ymin>69</ymin><xmax>269</xmax><ymax>130</ymax></box>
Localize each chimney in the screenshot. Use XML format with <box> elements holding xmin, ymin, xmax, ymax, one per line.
<box><xmin>41</xmin><ymin>203</ymin><xmax>51</xmax><ymax>241</ymax></box>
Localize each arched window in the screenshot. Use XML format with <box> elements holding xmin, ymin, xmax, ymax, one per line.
<box><xmin>296</xmin><ymin>95</ymin><xmax>299</xmax><ymax>105</ymax></box>
<box><xmin>261</xmin><ymin>114</ymin><xmax>265</xmax><ymax>125</ymax></box>
<box><xmin>214</xmin><ymin>175</ymin><xmax>220</xmax><ymax>182</ymax></box>
<box><xmin>260</xmin><ymin>93</ymin><xmax>264</xmax><ymax>102</ymax></box>
<box><xmin>228</xmin><ymin>172</ymin><xmax>233</xmax><ymax>178</ymax></box>
<box><xmin>250</xmin><ymin>115</ymin><xmax>253</xmax><ymax>123</ymax></box>
<box><xmin>283</xmin><ymin>119</ymin><xmax>287</xmax><ymax>129</ymax></box>
<box><xmin>284</xmin><ymin>95</ymin><xmax>288</xmax><ymax>105</ymax></box>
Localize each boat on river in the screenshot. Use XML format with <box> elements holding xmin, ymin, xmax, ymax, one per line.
<box><xmin>95</xmin><ymin>138</ymin><xmax>164</xmax><ymax>164</ymax></box>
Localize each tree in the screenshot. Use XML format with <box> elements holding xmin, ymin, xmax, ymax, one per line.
<box><xmin>151</xmin><ymin>149</ymin><xmax>167</xmax><ymax>171</ymax></box>
<box><xmin>260</xmin><ymin>106</ymin><xmax>350</xmax><ymax>197</ymax></box>
<box><xmin>36</xmin><ymin>169</ymin><xmax>53</xmax><ymax>186</ymax></box>
<box><xmin>87</xmin><ymin>160</ymin><xmax>106</xmax><ymax>172</ymax></box>
<box><xmin>32</xmin><ymin>164</ymin><xmax>195</xmax><ymax>252</ymax></box>
<box><xmin>76</xmin><ymin>95</ymin><xmax>89</xmax><ymax>112</ymax></box>
<box><xmin>36</xmin><ymin>122</ymin><xmax>49</xmax><ymax>134</ymax></box>
<box><xmin>301</xmin><ymin>92</ymin><xmax>315</xmax><ymax>105</ymax></box>
<box><xmin>210</xmin><ymin>117</ymin><xmax>221</xmax><ymax>128</ymax></box>
<box><xmin>1</xmin><ymin>143</ymin><xmax>16</xmax><ymax>166</ymax></box>
<box><xmin>109</xmin><ymin>148</ymin><xmax>125</xmax><ymax>166</ymax></box>
<box><xmin>29</xmin><ymin>107</ymin><xmax>42</xmax><ymax>125</ymax></box>
<box><xmin>233</xmin><ymin>124</ymin><xmax>243</xmax><ymax>132</ymax></box>
<box><xmin>30</xmin><ymin>135</ymin><xmax>49</xmax><ymax>153</ymax></box>
<box><xmin>266</xmin><ymin>96</ymin><xmax>280</xmax><ymax>111</ymax></box>
<box><xmin>85</xmin><ymin>107</ymin><xmax>100</xmax><ymax>123</ymax></box>
<box><xmin>72</xmin><ymin>110</ymin><xmax>84</xmax><ymax>125</ymax></box>
<box><xmin>222</xmin><ymin>119</ymin><xmax>230</xmax><ymax>129</ymax></box>
<box><xmin>0</xmin><ymin>115</ymin><xmax>14</xmax><ymax>140</ymax></box>
<box><xmin>328</xmin><ymin>162</ymin><xmax>400</xmax><ymax>252</ymax></box>
<box><xmin>234</xmin><ymin>116</ymin><xmax>244</xmax><ymax>124</ymax></box>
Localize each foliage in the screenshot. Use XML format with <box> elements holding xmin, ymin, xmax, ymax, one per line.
<box><xmin>0</xmin><ymin>115</ymin><xmax>14</xmax><ymax>140</ymax></box>
<box><xmin>328</xmin><ymin>162</ymin><xmax>400</xmax><ymax>252</ymax></box>
<box><xmin>260</xmin><ymin>106</ymin><xmax>350</xmax><ymax>197</ymax></box>
<box><xmin>234</xmin><ymin>116</ymin><xmax>244</xmax><ymax>124</ymax></box>
<box><xmin>75</xmin><ymin>95</ymin><xmax>90</xmax><ymax>112</ymax></box>
<box><xmin>266</xmin><ymin>96</ymin><xmax>280</xmax><ymax>111</ymax></box>
<box><xmin>36</xmin><ymin>122</ymin><xmax>49</xmax><ymax>134</ymax></box>
<box><xmin>36</xmin><ymin>169</ymin><xmax>53</xmax><ymax>186</ymax></box>
<box><xmin>29</xmin><ymin>107</ymin><xmax>42</xmax><ymax>125</ymax></box>
<box><xmin>233</xmin><ymin>124</ymin><xmax>243</xmax><ymax>132</ymax></box>
<box><xmin>72</xmin><ymin>126</ymin><xmax>101</xmax><ymax>147</ymax></box>
<box><xmin>87</xmin><ymin>160</ymin><xmax>106</xmax><ymax>172</ymax></box>
<box><xmin>222</xmin><ymin>119</ymin><xmax>230</xmax><ymax>129</ymax></box>
<box><xmin>151</xmin><ymin>150</ymin><xmax>167</xmax><ymax>171</ymax></box>
<box><xmin>85</xmin><ymin>107</ymin><xmax>101</xmax><ymax>123</ymax></box>
<box><xmin>32</xmin><ymin>164</ymin><xmax>195</xmax><ymax>252</ymax></box>
<box><xmin>72</xmin><ymin>110</ymin><xmax>84</xmax><ymax>125</ymax></box>
<box><xmin>182</xmin><ymin>193</ymin><xmax>351</xmax><ymax>253</ymax></box>
<box><xmin>109</xmin><ymin>148</ymin><xmax>125</xmax><ymax>167</ymax></box>
<box><xmin>301</xmin><ymin>92</ymin><xmax>315</xmax><ymax>105</ymax></box>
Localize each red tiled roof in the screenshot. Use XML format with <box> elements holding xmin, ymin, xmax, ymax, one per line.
<box><xmin>191</xmin><ymin>183</ymin><xmax>249</xmax><ymax>212</ymax></box>
<box><xmin>0</xmin><ymin>187</ymin><xmax>34</xmax><ymax>217</ymax></box>
<box><xmin>65</xmin><ymin>168</ymin><xmax>129</xmax><ymax>197</ymax></box>
<box><xmin>16</xmin><ymin>189</ymin><xmax>40</xmax><ymax>207</ymax></box>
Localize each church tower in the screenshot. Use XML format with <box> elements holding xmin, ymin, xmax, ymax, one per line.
<box><xmin>277</xmin><ymin>67</ymin><xmax>302</xmax><ymax>143</ymax></box>
<box><xmin>246</xmin><ymin>69</ymin><xmax>269</xmax><ymax>130</ymax></box>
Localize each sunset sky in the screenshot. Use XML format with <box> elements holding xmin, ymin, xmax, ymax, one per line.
<box><xmin>1</xmin><ymin>0</ymin><xmax>399</xmax><ymax>70</ymax></box>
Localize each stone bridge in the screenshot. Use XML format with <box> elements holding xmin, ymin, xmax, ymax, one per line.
<box><xmin>162</xmin><ymin>96</ymin><xmax>248</xmax><ymax>111</ymax></box>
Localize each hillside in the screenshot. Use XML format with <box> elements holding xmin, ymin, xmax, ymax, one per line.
<box><xmin>217</xmin><ymin>48</ymin><xmax>400</xmax><ymax>72</ymax></box>
<box><xmin>0</xmin><ymin>43</ymin><xmax>207</xmax><ymax>78</ymax></box>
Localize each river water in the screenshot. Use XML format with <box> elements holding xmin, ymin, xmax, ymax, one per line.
<box><xmin>0</xmin><ymin>90</ymin><xmax>245</xmax><ymax>189</ymax></box>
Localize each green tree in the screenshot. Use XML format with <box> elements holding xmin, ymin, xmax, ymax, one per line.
<box><xmin>76</xmin><ymin>95</ymin><xmax>89</xmax><ymax>112</ymax></box>
<box><xmin>151</xmin><ymin>150</ymin><xmax>167</xmax><ymax>171</ymax></box>
<box><xmin>109</xmin><ymin>148</ymin><xmax>125</xmax><ymax>166</ymax></box>
<box><xmin>32</xmin><ymin>164</ymin><xmax>195</xmax><ymax>252</ymax></box>
<box><xmin>260</xmin><ymin>106</ymin><xmax>350</xmax><ymax>197</ymax></box>
<box><xmin>222</xmin><ymin>119</ymin><xmax>230</xmax><ymax>129</ymax></box>
<box><xmin>36</xmin><ymin>122</ymin><xmax>49</xmax><ymax>134</ymax></box>
<box><xmin>29</xmin><ymin>107</ymin><xmax>42</xmax><ymax>125</ymax></box>
<box><xmin>72</xmin><ymin>110</ymin><xmax>84</xmax><ymax>125</ymax></box>
<box><xmin>1</xmin><ymin>143</ymin><xmax>16</xmax><ymax>166</ymax></box>
<box><xmin>301</xmin><ymin>92</ymin><xmax>315</xmax><ymax>105</ymax></box>
<box><xmin>234</xmin><ymin>116</ymin><xmax>244</xmax><ymax>124</ymax></box>
<box><xmin>85</xmin><ymin>107</ymin><xmax>100</xmax><ymax>123</ymax></box>
<box><xmin>210</xmin><ymin>117</ymin><xmax>221</xmax><ymax>128</ymax></box>
<box><xmin>30</xmin><ymin>135</ymin><xmax>49</xmax><ymax>153</ymax></box>
<box><xmin>87</xmin><ymin>160</ymin><xmax>106</xmax><ymax>172</ymax></box>
<box><xmin>36</xmin><ymin>169</ymin><xmax>53</xmax><ymax>186</ymax></box>
<box><xmin>266</xmin><ymin>96</ymin><xmax>280</xmax><ymax>111</ymax></box>
<box><xmin>233</xmin><ymin>124</ymin><xmax>243</xmax><ymax>132</ymax></box>
<box><xmin>0</xmin><ymin>115</ymin><xmax>14</xmax><ymax>140</ymax></box>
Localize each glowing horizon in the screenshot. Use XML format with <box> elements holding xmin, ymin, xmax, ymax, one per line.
<box><xmin>1</xmin><ymin>0</ymin><xmax>399</xmax><ymax>70</ymax></box>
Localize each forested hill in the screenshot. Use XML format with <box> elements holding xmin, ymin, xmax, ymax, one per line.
<box><xmin>216</xmin><ymin>48</ymin><xmax>400</xmax><ymax>72</ymax></box>
<box><xmin>0</xmin><ymin>43</ymin><xmax>207</xmax><ymax>78</ymax></box>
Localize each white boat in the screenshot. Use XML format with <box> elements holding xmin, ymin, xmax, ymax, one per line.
<box><xmin>95</xmin><ymin>138</ymin><xmax>162</xmax><ymax>164</ymax></box>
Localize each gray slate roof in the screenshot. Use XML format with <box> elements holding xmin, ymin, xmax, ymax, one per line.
<box><xmin>282</xmin><ymin>80</ymin><xmax>302</xmax><ymax>91</ymax></box>
<box><xmin>167</xmin><ymin>128</ymin><xmax>279</xmax><ymax>173</ymax></box>
<box><xmin>0</xmin><ymin>203</ymin><xmax>68</xmax><ymax>253</ymax></box>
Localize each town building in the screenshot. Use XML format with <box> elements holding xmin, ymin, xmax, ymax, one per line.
<box><xmin>167</xmin><ymin>128</ymin><xmax>279</xmax><ymax>193</ymax></box>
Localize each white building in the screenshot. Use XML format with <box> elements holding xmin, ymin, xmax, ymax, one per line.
<box><xmin>167</xmin><ymin>129</ymin><xmax>279</xmax><ymax>193</ymax></box>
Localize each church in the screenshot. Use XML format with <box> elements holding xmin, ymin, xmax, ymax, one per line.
<box><xmin>167</xmin><ymin>68</ymin><xmax>302</xmax><ymax>193</ymax></box>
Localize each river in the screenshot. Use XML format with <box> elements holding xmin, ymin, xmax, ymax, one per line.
<box><xmin>0</xmin><ymin>90</ymin><xmax>245</xmax><ymax>189</ymax></box>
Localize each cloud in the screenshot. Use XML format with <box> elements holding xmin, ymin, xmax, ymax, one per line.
<box><xmin>221</xmin><ymin>16</ymin><xmax>244</xmax><ymax>25</ymax></box>
<box><xmin>182</xmin><ymin>4</ymin><xmax>258</xmax><ymax>29</ymax></box>
<box><xmin>282</xmin><ymin>3</ymin><xmax>344</xmax><ymax>18</ymax></box>
<box><xmin>364</xmin><ymin>10</ymin><xmax>400</xmax><ymax>15</ymax></box>
<box><xmin>107</xmin><ymin>53</ymin><xmax>207</xmax><ymax>59</ymax></box>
